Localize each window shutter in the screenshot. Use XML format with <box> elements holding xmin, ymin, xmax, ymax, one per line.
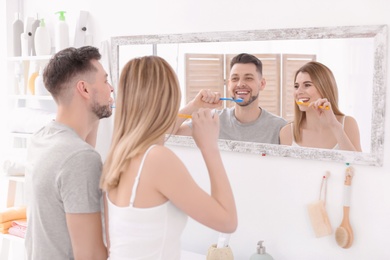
<box><xmin>185</xmin><ymin>53</ymin><xmax>224</xmax><ymax>104</ymax></box>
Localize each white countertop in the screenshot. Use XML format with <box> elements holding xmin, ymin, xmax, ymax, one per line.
<box><xmin>181</xmin><ymin>250</ymin><xmax>206</xmax><ymax>259</ymax></box>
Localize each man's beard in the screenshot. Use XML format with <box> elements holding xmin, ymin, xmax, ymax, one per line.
<box><xmin>92</xmin><ymin>101</ymin><xmax>112</xmax><ymax>119</ymax></box>
<box><xmin>236</xmin><ymin>93</ymin><xmax>259</xmax><ymax>107</ymax></box>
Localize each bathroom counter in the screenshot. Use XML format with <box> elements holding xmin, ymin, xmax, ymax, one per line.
<box><xmin>181</xmin><ymin>250</ymin><xmax>206</xmax><ymax>259</ymax></box>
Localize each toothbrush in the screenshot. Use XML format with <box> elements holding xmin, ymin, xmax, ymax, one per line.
<box><xmin>178</xmin><ymin>114</ymin><xmax>192</xmax><ymax>119</ymax></box>
<box><xmin>220</xmin><ymin>97</ymin><xmax>243</xmax><ymax>103</ymax></box>
<box><xmin>296</xmin><ymin>100</ymin><xmax>330</xmax><ymax>110</ymax></box>
<box><xmin>216</xmin><ymin>233</ymin><xmax>231</xmax><ymax>248</ymax></box>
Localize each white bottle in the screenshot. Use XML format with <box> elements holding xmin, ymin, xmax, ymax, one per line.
<box><xmin>35</xmin><ymin>67</ymin><xmax>50</xmax><ymax>96</ymax></box>
<box><xmin>24</xmin><ymin>17</ymin><xmax>34</xmax><ymax>56</ymax></box>
<box><xmin>14</xmin><ymin>61</ymin><xmax>26</xmax><ymax>94</ymax></box>
<box><xmin>14</xmin><ymin>62</ymin><xmax>24</xmax><ymax>94</ymax></box>
<box><xmin>12</xmin><ymin>13</ymin><xmax>24</xmax><ymax>56</ymax></box>
<box><xmin>20</xmin><ymin>32</ymin><xmax>29</xmax><ymax>56</ymax></box>
<box><xmin>34</xmin><ymin>19</ymin><xmax>52</xmax><ymax>56</ymax></box>
<box><xmin>31</xmin><ymin>14</ymin><xmax>40</xmax><ymax>56</ymax></box>
<box><xmin>55</xmin><ymin>11</ymin><xmax>69</xmax><ymax>53</ymax></box>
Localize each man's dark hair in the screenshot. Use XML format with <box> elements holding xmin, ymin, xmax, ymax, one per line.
<box><xmin>43</xmin><ymin>46</ymin><xmax>101</xmax><ymax>97</ymax></box>
<box><xmin>230</xmin><ymin>53</ymin><xmax>263</xmax><ymax>76</ymax></box>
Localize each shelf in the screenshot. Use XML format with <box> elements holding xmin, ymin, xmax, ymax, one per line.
<box><xmin>0</xmin><ymin>233</ymin><xmax>25</xmax><ymax>244</ymax></box>
<box><xmin>0</xmin><ymin>174</ymin><xmax>25</xmax><ymax>184</ymax></box>
<box><xmin>9</xmin><ymin>132</ymin><xmax>32</xmax><ymax>138</ymax></box>
<box><xmin>7</xmin><ymin>55</ymin><xmax>52</xmax><ymax>62</ymax></box>
<box><xmin>6</xmin><ymin>176</ymin><xmax>25</xmax><ymax>183</ymax></box>
<box><xmin>8</xmin><ymin>95</ymin><xmax>52</xmax><ymax>101</ymax></box>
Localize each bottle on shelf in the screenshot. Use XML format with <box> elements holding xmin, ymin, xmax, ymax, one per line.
<box><xmin>35</xmin><ymin>67</ymin><xmax>50</xmax><ymax>96</ymax></box>
<box><xmin>20</xmin><ymin>32</ymin><xmax>29</xmax><ymax>57</ymax></box>
<box><xmin>31</xmin><ymin>13</ymin><xmax>40</xmax><ymax>56</ymax></box>
<box><xmin>24</xmin><ymin>16</ymin><xmax>34</xmax><ymax>56</ymax></box>
<box><xmin>34</xmin><ymin>19</ymin><xmax>52</xmax><ymax>56</ymax></box>
<box><xmin>12</xmin><ymin>12</ymin><xmax>24</xmax><ymax>56</ymax></box>
<box><xmin>55</xmin><ymin>11</ymin><xmax>69</xmax><ymax>53</ymax></box>
<box><xmin>14</xmin><ymin>62</ymin><xmax>24</xmax><ymax>95</ymax></box>
<box><xmin>28</xmin><ymin>61</ymin><xmax>40</xmax><ymax>95</ymax></box>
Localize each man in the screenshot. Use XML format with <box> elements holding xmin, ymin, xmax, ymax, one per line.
<box><xmin>176</xmin><ymin>53</ymin><xmax>287</xmax><ymax>144</ymax></box>
<box><xmin>25</xmin><ymin>46</ymin><xmax>113</xmax><ymax>259</ymax></box>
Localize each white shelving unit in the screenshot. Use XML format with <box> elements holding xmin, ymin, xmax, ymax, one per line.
<box><xmin>2</xmin><ymin>2</ymin><xmax>54</xmax><ymax>259</ymax></box>
<box><xmin>2</xmin><ymin>41</ymin><xmax>54</xmax><ymax>260</ymax></box>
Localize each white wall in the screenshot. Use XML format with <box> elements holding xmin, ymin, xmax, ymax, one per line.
<box><xmin>4</xmin><ymin>0</ymin><xmax>390</xmax><ymax>259</ymax></box>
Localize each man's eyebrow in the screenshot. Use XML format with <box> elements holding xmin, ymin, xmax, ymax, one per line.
<box><xmin>231</xmin><ymin>73</ymin><xmax>255</xmax><ymax>77</ymax></box>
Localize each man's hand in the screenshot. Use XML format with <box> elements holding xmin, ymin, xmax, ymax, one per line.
<box><xmin>189</xmin><ymin>89</ymin><xmax>222</xmax><ymax>111</ymax></box>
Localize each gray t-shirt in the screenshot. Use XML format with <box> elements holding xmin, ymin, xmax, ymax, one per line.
<box><xmin>186</xmin><ymin>107</ymin><xmax>287</xmax><ymax>144</ymax></box>
<box><xmin>25</xmin><ymin>121</ymin><xmax>103</xmax><ymax>260</ymax></box>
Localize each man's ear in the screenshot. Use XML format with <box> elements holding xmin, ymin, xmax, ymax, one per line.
<box><xmin>75</xmin><ymin>81</ymin><xmax>90</xmax><ymax>99</ymax></box>
<box><xmin>259</xmin><ymin>78</ymin><xmax>266</xmax><ymax>91</ymax></box>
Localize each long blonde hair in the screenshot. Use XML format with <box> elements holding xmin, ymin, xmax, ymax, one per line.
<box><xmin>293</xmin><ymin>61</ymin><xmax>344</xmax><ymax>142</ymax></box>
<box><xmin>100</xmin><ymin>56</ymin><xmax>181</xmax><ymax>191</ymax></box>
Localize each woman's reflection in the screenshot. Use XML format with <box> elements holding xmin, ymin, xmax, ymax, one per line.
<box><xmin>279</xmin><ymin>61</ymin><xmax>362</xmax><ymax>151</ymax></box>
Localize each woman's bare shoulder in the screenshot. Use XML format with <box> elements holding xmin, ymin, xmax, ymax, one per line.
<box><xmin>147</xmin><ymin>145</ymin><xmax>184</xmax><ymax>167</ymax></box>
<box><xmin>279</xmin><ymin>122</ymin><xmax>293</xmax><ymax>145</ymax></box>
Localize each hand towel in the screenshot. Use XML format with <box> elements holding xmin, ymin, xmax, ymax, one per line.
<box><xmin>0</xmin><ymin>206</ymin><xmax>27</xmax><ymax>223</ymax></box>
<box><xmin>0</xmin><ymin>220</ymin><xmax>13</xmax><ymax>233</ymax></box>
<box><xmin>7</xmin><ymin>219</ymin><xmax>27</xmax><ymax>238</ymax></box>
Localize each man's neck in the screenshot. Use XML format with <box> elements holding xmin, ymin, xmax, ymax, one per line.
<box><xmin>233</xmin><ymin>103</ymin><xmax>262</xmax><ymax>124</ymax></box>
<box><xmin>56</xmin><ymin>106</ymin><xmax>93</xmax><ymax>142</ymax></box>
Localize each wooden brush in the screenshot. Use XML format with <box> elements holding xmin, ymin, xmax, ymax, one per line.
<box><xmin>335</xmin><ymin>166</ymin><xmax>354</xmax><ymax>248</ymax></box>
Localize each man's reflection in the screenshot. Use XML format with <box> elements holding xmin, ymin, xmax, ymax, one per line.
<box><xmin>175</xmin><ymin>53</ymin><xmax>287</xmax><ymax>144</ymax></box>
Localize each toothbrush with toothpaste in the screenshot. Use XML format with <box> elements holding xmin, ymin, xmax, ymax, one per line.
<box><xmin>296</xmin><ymin>99</ymin><xmax>330</xmax><ymax>110</ymax></box>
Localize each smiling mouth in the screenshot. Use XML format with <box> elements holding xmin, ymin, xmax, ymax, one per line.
<box><xmin>235</xmin><ymin>90</ymin><xmax>250</xmax><ymax>98</ymax></box>
<box><xmin>296</xmin><ymin>98</ymin><xmax>310</xmax><ymax>105</ymax></box>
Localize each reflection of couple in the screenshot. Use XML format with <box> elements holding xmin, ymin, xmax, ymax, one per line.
<box><xmin>176</xmin><ymin>53</ymin><xmax>362</xmax><ymax>152</ymax></box>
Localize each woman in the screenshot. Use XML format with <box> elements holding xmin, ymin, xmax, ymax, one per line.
<box><xmin>279</xmin><ymin>61</ymin><xmax>361</xmax><ymax>151</ymax></box>
<box><xmin>100</xmin><ymin>56</ymin><xmax>237</xmax><ymax>260</ymax></box>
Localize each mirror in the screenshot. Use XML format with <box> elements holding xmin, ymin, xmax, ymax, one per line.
<box><xmin>111</xmin><ymin>25</ymin><xmax>387</xmax><ymax>166</ymax></box>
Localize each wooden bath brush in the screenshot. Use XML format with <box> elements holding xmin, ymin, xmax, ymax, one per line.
<box><xmin>335</xmin><ymin>165</ymin><xmax>354</xmax><ymax>248</ymax></box>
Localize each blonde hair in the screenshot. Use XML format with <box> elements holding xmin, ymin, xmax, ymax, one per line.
<box><xmin>293</xmin><ymin>61</ymin><xmax>344</xmax><ymax>142</ymax></box>
<box><xmin>100</xmin><ymin>56</ymin><xmax>181</xmax><ymax>191</ymax></box>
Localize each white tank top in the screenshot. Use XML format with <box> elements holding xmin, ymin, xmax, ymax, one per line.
<box><xmin>107</xmin><ymin>145</ymin><xmax>188</xmax><ymax>260</ymax></box>
<box><xmin>291</xmin><ymin>116</ymin><xmax>345</xmax><ymax>149</ymax></box>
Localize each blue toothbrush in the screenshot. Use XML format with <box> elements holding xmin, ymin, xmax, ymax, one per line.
<box><xmin>220</xmin><ymin>97</ymin><xmax>243</xmax><ymax>103</ymax></box>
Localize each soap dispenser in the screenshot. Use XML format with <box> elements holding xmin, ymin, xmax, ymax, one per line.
<box><xmin>249</xmin><ymin>241</ymin><xmax>274</xmax><ymax>260</ymax></box>
<box><xmin>55</xmin><ymin>11</ymin><xmax>69</xmax><ymax>52</ymax></box>
<box><xmin>34</xmin><ymin>19</ymin><xmax>52</xmax><ymax>56</ymax></box>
